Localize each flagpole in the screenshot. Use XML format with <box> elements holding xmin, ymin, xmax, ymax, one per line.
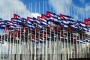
<box><xmin>24</xmin><ymin>26</ymin><xmax>26</xmax><ymax>59</ymax></box>
<box><xmin>60</xmin><ymin>28</ymin><xmax>62</xmax><ymax>60</ymax></box>
<box><xmin>0</xmin><ymin>31</ymin><xmax>1</xmax><ymax>60</ymax></box>
<box><xmin>69</xmin><ymin>31</ymin><xmax>71</xmax><ymax>59</ymax></box>
<box><xmin>46</xmin><ymin>26</ymin><xmax>48</xmax><ymax>60</ymax></box>
<box><xmin>67</xmin><ymin>29</ymin><xmax>69</xmax><ymax>60</ymax></box>
<box><xmin>78</xmin><ymin>32</ymin><xmax>80</xmax><ymax>58</ymax></box>
<box><xmin>28</xmin><ymin>28</ymin><xmax>30</xmax><ymax>60</ymax></box>
<box><xmin>76</xmin><ymin>32</ymin><xmax>78</xmax><ymax>58</ymax></box>
<box><xmin>30</xmin><ymin>29</ymin><xmax>33</xmax><ymax>60</ymax></box>
<box><xmin>11</xmin><ymin>31</ymin><xmax>12</xmax><ymax>60</ymax></box>
<box><xmin>77</xmin><ymin>32</ymin><xmax>79</xmax><ymax>58</ymax></box>
<box><xmin>28</xmin><ymin>3</ymin><xmax>30</xmax><ymax>60</ymax></box>
<box><xmin>16</xmin><ymin>27</ymin><xmax>23</xmax><ymax>59</ymax></box>
<box><xmin>39</xmin><ymin>27</ymin><xmax>41</xmax><ymax>60</ymax></box>
<box><xmin>30</xmin><ymin>2</ymin><xmax>33</xmax><ymax>60</ymax></box>
<box><xmin>38</xmin><ymin>1</ymin><xmax>41</xmax><ymax>60</ymax></box>
<box><xmin>10</xmin><ymin>31</ymin><xmax>12</xmax><ymax>60</ymax></box>
<box><xmin>34</xmin><ymin>2</ymin><xmax>37</xmax><ymax>60</ymax></box>
<box><xmin>3</xmin><ymin>31</ymin><xmax>5</xmax><ymax>60</ymax></box>
<box><xmin>44</xmin><ymin>1</ymin><xmax>46</xmax><ymax>60</ymax></box>
<box><xmin>53</xmin><ymin>26</ymin><xmax>55</xmax><ymax>60</ymax></box>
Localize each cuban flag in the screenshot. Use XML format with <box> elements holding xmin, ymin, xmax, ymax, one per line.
<box><xmin>37</xmin><ymin>24</ymin><xmax>43</xmax><ymax>29</ymax></box>
<box><xmin>62</xmin><ymin>20</ymin><xmax>70</xmax><ymax>25</ymax></box>
<box><xmin>11</xmin><ymin>18</ymin><xmax>22</xmax><ymax>24</ymax></box>
<box><xmin>62</xmin><ymin>23</ymin><xmax>68</xmax><ymax>28</ymax></box>
<box><xmin>4</xmin><ymin>20</ymin><xmax>13</xmax><ymax>26</ymax></box>
<box><xmin>26</xmin><ymin>24</ymin><xmax>35</xmax><ymax>29</ymax></box>
<box><xmin>37</xmin><ymin>16</ymin><xmax>47</xmax><ymax>26</ymax></box>
<box><xmin>46</xmin><ymin>11</ymin><xmax>57</xmax><ymax>17</ymax></box>
<box><xmin>60</xmin><ymin>14</ymin><xmax>74</xmax><ymax>20</ymax></box>
<box><xmin>84</xmin><ymin>18</ymin><xmax>90</xmax><ymax>26</ymax></box>
<box><xmin>77</xmin><ymin>20</ymin><xmax>89</xmax><ymax>31</ymax></box>
<box><xmin>33</xmin><ymin>17</ymin><xmax>41</xmax><ymax>24</ymax></box>
<box><xmin>0</xmin><ymin>22</ymin><xmax>5</xmax><ymax>25</ymax></box>
<box><xmin>81</xmin><ymin>26</ymin><xmax>89</xmax><ymax>32</ymax></box>
<box><xmin>0</xmin><ymin>24</ymin><xmax>7</xmax><ymax>29</ymax></box>
<box><xmin>41</xmin><ymin>14</ymin><xmax>50</xmax><ymax>20</ymax></box>
<box><xmin>53</xmin><ymin>21</ymin><xmax>61</xmax><ymax>26</ymax></box>
<box><xmin>41</xmin><ymin>20</ymin><xmax>47</xmax><ymax>26</ymax></box>
<box><xmin>13</xmin><ymin>14</ymin><xmax>21</xmax><ymax>19</ymax></box>
<box><xmin>27</xmin><ymin>17</ymin><xmax>34</xmax><ymax>22</ymax></box>
<box><xmin>69</xmin><ymin>20</ymin><xmax>76</xmax><ymax>25</ymax></box>
<box><xmin>26</xmin><ymin>20</ymin><xmax>32</xmax><ymax>25</ymax></box>
<box><xmin>77</xmin><ymin>20</ymin><xmax>87</xmax><ymax>27</ymax></box>
<box><xmin>70</xmin><ymin>25</ymin><xmax>78</xmax><ymax>31</ymax></box>
<box><xmin>46</xmin><ymin>11</ymin><xmax>60</xmax><ymax>22</ymax></box>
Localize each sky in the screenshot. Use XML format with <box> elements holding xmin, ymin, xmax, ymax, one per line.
<box><xmin>0</xmin><ymin>0</ymin><xmax>90</xmax><ymax>21</ymax></box>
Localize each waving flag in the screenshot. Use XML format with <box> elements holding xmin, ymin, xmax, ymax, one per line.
<box><xmin>70</xmin><ymin>25</ymin><xmax>78</xmax><ymax>31</ymax></box>
<box><xmin>60</xmin><ymin>14</ymin><xmax>74</xmax><ymax>20</ymax></box>
<box><xmin>11</xmin><ymin>18</ymin><xmax>22</xmax><ymax>24</ymax></box>
<box><xmin>62</xmin><ymin>20</ymin><xmax>70</xmax><ymax>25</ymax></box>
<box><xmin>33</xmin><ymin>17</ymin><xmax>41</xmax><ymax>24</ymax></box>
<box><xmin>84</xmin><ymin>18</ymin><xmax>90</xmax><ymax>26</ymax></box>
<box><xmin>14</xmin><ymin>14</ymin><xmax>21</xmax><ymax>19</ymax></box>
<box><xmin>77</xmin><ymin>20</ymin><xmax>89</xmax><ymax>31</ymax></box>
<box><xmin>41</xmin><ymin>14</ymin><xmax>50</xmax><ymax>20</ymax></box>
<box><xmin>46</xmin><ymin>11</ymin><xmax>58</xmax><ymax>18</ymax></box>
<box><xmin>37</xmin><ymin>16</ymin><xmax>47</xmax><ymax>26</ymax></box>
<box><xmin>27</xmin><ymin>17</ymin><xmax>34</xmax><ymax>22</ymax></box>
<box><xmin>77</xmin><ymin>20</ymin><xmax>87</xmax><ymax>27</ymax></box>
<box><xmin>46</xmin><ymin>11</ymin><xmax>60</xmax><ymax>22</ymax></box>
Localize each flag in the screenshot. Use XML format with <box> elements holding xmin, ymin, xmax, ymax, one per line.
<box><xmin>60</xmin><ymin>14</ymin><xmax>74</xmax><ymax>20</ymax></box>
<box><xmin>11</xmin><ymin>18</ymin><xmax>22</xmax><ymax>25</ymax></box>
<box><xmin>41</xmin><ymin>14</ymin><xmax>50</xmax><ymax>20</ymax></box>
<box><xmin>33</xmin><ymin>17</ymin><xmax>41</xmax><ymax>24</ymax></box>
<box><xmin>62</xmin><ymin>20</ymin><xmax>70</xmax><ymax>25</ymax></box>
<box><xmin>0</xmin><ymin>21</ymin><xmax>5</xmax><ymax>25</ymax></box>
<box><xmin>37</xmin><ymin>16</ymin><xmax>47</xmax><ymax>26</ymax></box>
<box><xmin>77</xmin><ymin>20</ymin><xmax>89</xmax><ymax>31</ymax></box>
<box><xmin>14</xmin><ymin>14</ymin><xmax>20</xmax><ymax>19</ymax></box>
<box><xmin>46</xmin><ymin>11</ymin><xmax>58</xmax><ymax>18</ymax></box>
<box><xmin>77</xmin><ymin>20</ymin><xmax>87</xmax><ymax>27</ymax></box>
<box><xmin>84</xmin><ymin>18</ymin><xmax>90</xmax><ymax>26</ymax></box>
<box><xmin>46</xmin><ymin>11</ymin><xmax>60</xmax><ymax>22</ymax></box>
<box><xmin>27</xmin><ymin>17</ymin><xmax>34</xmax><ymax>22</ymax></box>
<box><xmin>72</xmin><ymin>25</ymin><xmax>78</xmax><ymax>31</ymax></box>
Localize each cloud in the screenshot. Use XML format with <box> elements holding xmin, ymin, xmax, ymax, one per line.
<box><xmin>0</xmin><ymin>0</ymin><xmax>40</xmax><ymax>20</ymax></box>
<box><xmin>48</xmin><ymin>0</ymin><xmax>72</xmax><ymax>15</ymax></box>
<box><xmin>49</xmin><ymin>0</ymin><xmax>90</xmax><ymax>21</ymax></box>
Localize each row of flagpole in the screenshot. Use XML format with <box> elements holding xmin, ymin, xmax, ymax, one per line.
<box><xmin>0</xmin><ymin>25</ymin><xmax>90</xmax><ymax>60</ymax></box>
